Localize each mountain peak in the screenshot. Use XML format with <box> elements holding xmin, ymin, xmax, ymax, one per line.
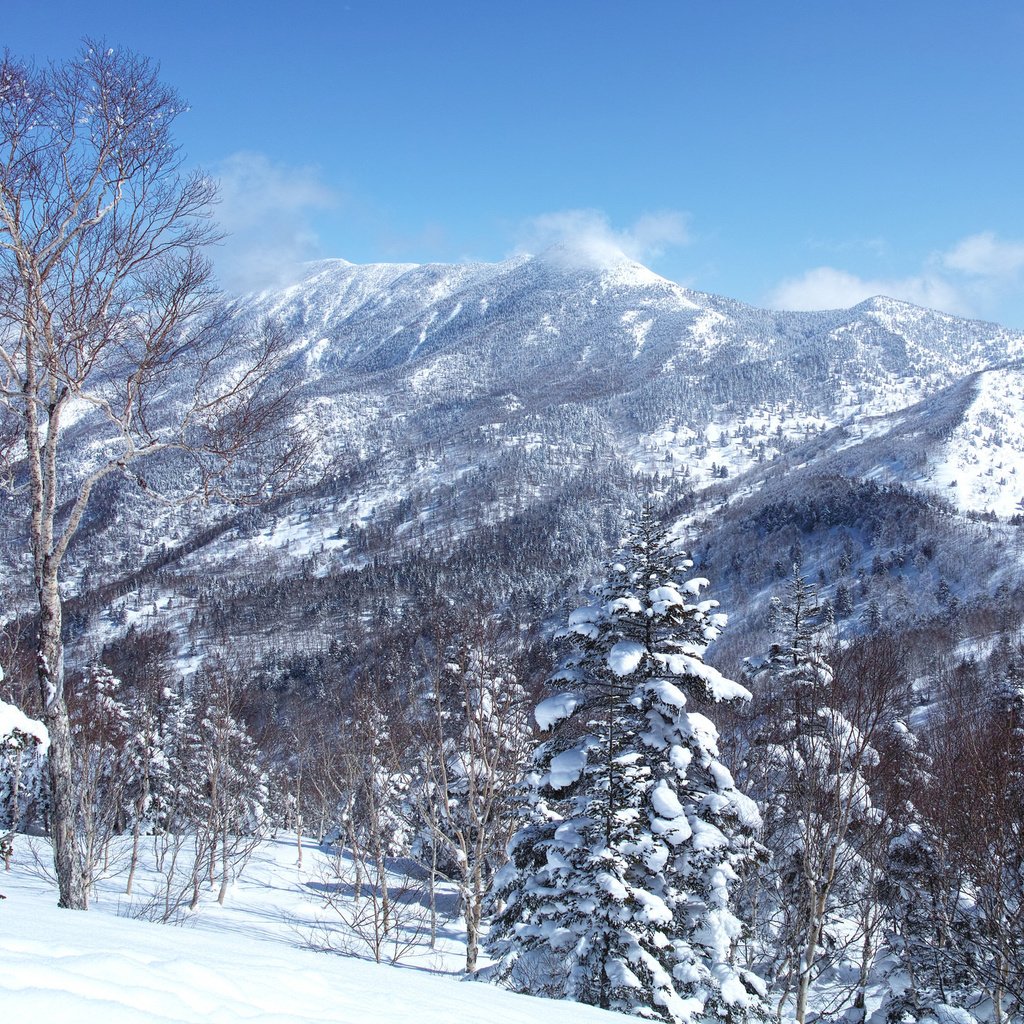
<box><xmin>528</xmin><ymin>243</ymin><xmax>677</xmax><ymax>290</ymax></box>
<box><xmin>528</xmin><ymin>239</ymin><xmax>624</xmax><ymax>270</ymax></box>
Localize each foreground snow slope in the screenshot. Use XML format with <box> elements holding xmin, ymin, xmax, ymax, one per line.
<box><xmin>0</xmin><ymin>836</ymin><xmax>634</xmax><ymax>1024</ymax></box>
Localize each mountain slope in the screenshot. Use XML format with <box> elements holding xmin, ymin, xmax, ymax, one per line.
<box><xmin>3</xmin><ymin>250</ymin><xmax>1024</xmax><ymax>703</ymax></box>
<box><xmin>0</xmin><ymin>835</ymin><xmax>635</xmax><ymax>1024</ymax></box>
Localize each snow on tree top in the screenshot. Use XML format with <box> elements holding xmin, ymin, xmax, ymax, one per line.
<box><xmin>651</xmin><ymin>777</ymin><xmax>686</xmax><ymax>819</ymax></box>
<box><xmin>644</xmin><ymin>678</ymin><xmax>688</xmax><ymax>710</ymax></box>
<box><xmin>0</xmin><ymin>699</ymin><xmax>49</xmax><ymax>753</ymax></box>
<box><xmin>680</xmin><ymin>578</ymin><xmax>709</xmax><ymax>595</ymax></box>
<box><xmin>608</xmin><ymin>640</ymin><xmax>646</xmax><ymax>677</ymax></box>
<box><xmin>646</xmin><ymin>586</ymin><xmax>685</xmax><ymax>614</ymax></box>
<box><xmin>547</xmin><ymin>743</ymin><xmax>589</xmax><ymax>789</ymax></box>
<box><xmin>567</xmin><ymin>605</ymin><xmax>600</xmax><ymax>625</ymax></box>
<box><xmin>659</xmin><ymin>653</ymin><xmax>752</xmax><ymax>702</ymax></box>
<box><xmin>608</xmin><ymin>595</ymin><xmax>644</xmax><ymax>616</ymax></box>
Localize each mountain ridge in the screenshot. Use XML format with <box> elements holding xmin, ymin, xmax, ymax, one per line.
<box><xmin>4</xmin><ymin>250</ymin><xmax>1024</xmax><ymax>702</ymax></box>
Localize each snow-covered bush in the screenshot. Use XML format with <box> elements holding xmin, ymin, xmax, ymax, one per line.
<box><xmin>0</xmin><ymin>682</ymin><xmax>49</xmax><ymax>837</ymax></box>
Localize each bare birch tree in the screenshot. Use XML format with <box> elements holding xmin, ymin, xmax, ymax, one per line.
<box><xmin>741</xmin><ymin>573</ymin><xmax>906</xmax><ymax>1023</ymax></box>
<box><xmin>418</xmin><ymin>617</ymin><xmax>533</xmax><ymax>973</ymax></box>
<box><xmin>923</xmin><ymin>697</ymin><xmax>1024</xmax><ymax>1022</ymax></box>
<box><xmin>0</xmin><ymin>43</ymin><xmax>303</xmax><ymax>908</ymax></box>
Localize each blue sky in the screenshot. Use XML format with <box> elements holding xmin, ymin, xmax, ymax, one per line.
<box><xmin>8</xmin><ymin>1</ymin><xmax>1024</xmax><ymax>326</ymax></box>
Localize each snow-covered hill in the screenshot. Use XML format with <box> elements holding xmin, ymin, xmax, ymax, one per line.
<box><xmin>925</xmin><ymin>367</ymin><xmax>1024</xmax><ymax>517</ymax></box>
<box><xmin>0</xmin><ymin>835</ymin><xmax>634</xmax><ymax>1024</ymax></box>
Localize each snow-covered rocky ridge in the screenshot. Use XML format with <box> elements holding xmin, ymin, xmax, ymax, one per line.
<box><xmin>45</xmin><ymin>248</ymin><xmax>1024</xmax><ymax>545</ymax></box>
<box><xmin>211</xmin><ymin>256</ymin><xmax>1024</xmax><ymax>515</ymax></box>
<box><xmin>227</xmin><ymin>254</ymin><xmax>1024</xmax><ymax>458</ymax></box>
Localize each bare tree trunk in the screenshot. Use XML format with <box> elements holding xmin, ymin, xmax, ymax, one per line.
<box><xmin>126</xmin><ymin>817</ymin><xmax>142</xmax><ymax>896</ymax></box>
<box><xmin>465</xmin><ymin>876</ymin><xmax>483</xmax><ymax>974</ymax></box>
<box><xmin>795</xmin><ymin>883</ymin><xmax>829</xmax><ymax>1024</ymax></box>
<box><xmin>163</xmin><ymin>836</ymin><xmax>183</xmax><ymax>922</ymax></box>
<box><xmin>9</xmin><ymin>753</ymin><xmax>23</xmax><ymax>834</ymax></box>
<box><xmin>348</xmin><ymin>817</ymin><xmax>363</xmax><ymax>901</ymax></box>
<box><xmin>429</xmin><ymin>836</ymin><xmax>439</xmax><ymax>948</ymax></box>
<box><xmin>189</xmin><ymin>824</ymin><xmax>214</xmax><ymax>911</ymax></box>
<box><xmin>189</xmin><ymin>837</ymin><xmax>204</xmax><ymax>911</ymax></box>
<box><xmin>294</xmin><ymin>766</ymin><xmax>303</xmax><ymax>868</ymax></box>
<box><xmin>44</xmin><ymin>710</ymin><xmax>85</xmax><ymax>908</ymax></box>
<box><xmin>991</xmin><ymin>954</ymin><xmax>1006</xmax><ymax>1024</ymax></box>
<box><xmin>853</xmin><ymin>921</ymin><xmax>876</xmax><ymax>1021</ymax></box>
<box><xmin>126</xmin><ymin>760</ymin><xmax>150</xmax><ymax>896</ymax></box>
<box><xmin>38</xmin><ymin>579</ymin><xmax>86</xmax><ymax>909</ymax></box>
<box><xmin>217</xmin><ymin>826</ymin><xmax>230</xmax><ymax>904</ymax></box>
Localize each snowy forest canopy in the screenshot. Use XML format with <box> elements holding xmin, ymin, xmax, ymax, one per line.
<box><xmin>3</xmin><ymin>511</ymin><xmax>1022</xmax><ymax>1024</ymax></box>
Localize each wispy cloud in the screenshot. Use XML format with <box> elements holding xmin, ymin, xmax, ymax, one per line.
<box><xmin>767</xmin><ymin>266</ymin><xmax>969</xmax><ymax>316</ymax></box>
<box><xmin>766</xmin><ymin>231</ymin><xmax>1024</xmax><ymax>321</ymax></box>
<box><xmin>516</xmin><ymin>208</ymin><xmax>690</xmax><ymax>268</ymax></box>
<box><xmin>941</xmin><ymin>231</ymin><xmax>1024</xmax><ymax>279</ymax></box>
<box><xmin>211</xmin><ymin>152</ymin><xmax>339</xmax><ymax>294</ymax></box>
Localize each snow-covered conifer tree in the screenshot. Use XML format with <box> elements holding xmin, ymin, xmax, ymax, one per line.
<box><xmin>187</xmin><ymin>664</ymin><xmax>268</xmax><ymax>908</ymax></box>
<box><xmin>488</xmin><ymin>508</ymin><xmax>766</xmax><ymax>1023</ymax></box>
<box><xmin>120</xmin><ymin>682</ymin><xmax>178</xmax><ymax>895</ymax></box>
<box><xmin>1</xmin><ymin>662</ymin><xmax>49</xmax><ymax>839</ymax></box>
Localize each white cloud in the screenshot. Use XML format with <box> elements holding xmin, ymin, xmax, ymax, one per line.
<box><xmin>767</xmin><ymin>231</ymin><xmax>1024</xmax><ymax>321</ymax></box>
<box><xmin>767</xmin><ymin>266</ymin><xmax>969</xmax><ymax>315</ymax></box>
<box><xmin>211</xmin><ymin>152</ymin><xmax>339</xmax><ymax>294</ymax></box>
<box><xmin>942</xmin><ymin>231</ymin><xmax>1024</xmax><ymax>279</ymax></box>
<box><xmin>517</xmin><ymin>208</ymin><xmax>690</xmax><ymax>269</ymax></box>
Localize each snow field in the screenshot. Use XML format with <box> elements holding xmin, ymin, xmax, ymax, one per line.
<box><xmin>0</xmin><ymin>833</ymin><xmax>637</xmax><ymax>1024</ymax></box>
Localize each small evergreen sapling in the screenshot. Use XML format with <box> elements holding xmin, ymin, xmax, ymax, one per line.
<box><xmin>0</xmin><ymin>661</ymin><xmax>49</xmax><ymax>845</ymax></box>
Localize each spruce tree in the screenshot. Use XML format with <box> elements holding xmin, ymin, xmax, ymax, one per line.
<box><xmin>488</xmin><ymin>509</ymin><xmax>766</xmax><ymax>1023</ymax></box>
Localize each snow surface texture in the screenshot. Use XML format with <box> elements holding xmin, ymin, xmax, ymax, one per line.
<box><xmin>0</xmin><ymin>835</ymin><xmax>637</xmax><ymax>1024</ymax></box>
<box><xmin>927</xmin><ymin>368</ymin><xmax>1024</xmax><ymax>517</ymax></box>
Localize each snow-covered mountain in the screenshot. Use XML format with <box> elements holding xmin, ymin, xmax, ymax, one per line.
<box><xmin>5</xmin><ymin>248</ymin><xmax>1024</xmax><ymax>687</ymax></box>
<box><xmin>236</xmin><ymin>251</ymin><xmax>1023</xmax><ymax>432</ymax></box>
<box><xmin>206</xmin><ymin>251</ymin><xmax>1024</xmax><ymax>512</ymax></box>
